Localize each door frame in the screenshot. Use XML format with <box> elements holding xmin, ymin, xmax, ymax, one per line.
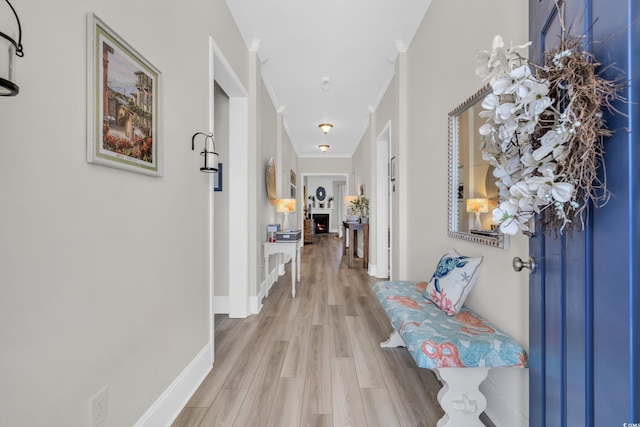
<box><xmin>375</xmin><ymin>121</ymin><xmax>391</xmax><ymax>278</ymax></box>
<box><xmin>209</xmin><ymin>38</ymin><xmax>249</xmax><ymax>332</ymax></box>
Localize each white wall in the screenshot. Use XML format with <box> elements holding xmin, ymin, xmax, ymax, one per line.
<box><xmin>406</xmin><ymin>1</ymin><xmax>530</xmax><ymax>425</ymax></box>
<box><xmin>351</xmin><ymin>0</ymin><xmax>530</xmax><ymax>425</ymax></box>
<box><xmin>0</xmin><ymin>0</ymin><xmax>248</xmax><ymax>426</ymax></box>
<box><xmin>257</xmin><ymin>78</ymin><xmax>279</xmax><ymax>299</ymax></box>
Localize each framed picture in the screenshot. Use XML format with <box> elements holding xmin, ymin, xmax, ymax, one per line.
<box><xmin>87</xmin><ymin>13</ymin><xmax>162</xmax><ymax>176</ymax></box>
<box><xmin>390</xmin><ymin>156</ymin><xmax>396</xmax><ymax>181</ymax></box>
<box><xmin>214</xmin><ymin>163</ymin><xmax>223</xmax><ymax>191</ymax></box>
<box><xmin>290</xmin><ymin>184</ymin><xmax>296</xmax><ymax>198</ymax></box>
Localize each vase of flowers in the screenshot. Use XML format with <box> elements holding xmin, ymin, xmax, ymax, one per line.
<box><xmin>351</xmin><ymin>196</ymin><xmax>369</xmax><ymax>223</ymax></box>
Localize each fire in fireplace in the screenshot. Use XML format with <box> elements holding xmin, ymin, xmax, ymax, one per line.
<box><xmin>313</xmin><ymin>214</ymin><xmax>329</xmax><ymax>234</ymax></box>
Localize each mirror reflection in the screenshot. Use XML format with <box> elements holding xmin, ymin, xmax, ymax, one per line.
<box><xmin>448</xmin><ymin>85</ymin><xmax>506</xmax><ymax>248</ymax></box>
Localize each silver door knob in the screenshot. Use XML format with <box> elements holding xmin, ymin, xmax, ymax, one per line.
<box><xmin>512</xmin><ymin>256</ymin><xmax>535</xmax><ymax>273</ymax></box>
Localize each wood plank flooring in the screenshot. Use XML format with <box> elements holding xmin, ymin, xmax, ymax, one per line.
<box><xmin>173</xmin><ymin>233</ymin><xmax>444</xmax><ymax>427</ymax></box>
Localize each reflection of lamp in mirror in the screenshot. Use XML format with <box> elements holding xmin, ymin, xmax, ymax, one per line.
<box><xmin>467</xmin><ymin>198</ymin><xmax>489</xmax><ymax>230</ymax></box>
<box><xmin>276</xmin><ymin>198</ymin><xmax>296</xmax><ymax>230</ymax></box>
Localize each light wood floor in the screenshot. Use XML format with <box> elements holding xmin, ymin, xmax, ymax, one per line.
<box><xmin>172</xmin><ymin>233</ymin><xmax>444</xmax><ymax>427</ymax></box>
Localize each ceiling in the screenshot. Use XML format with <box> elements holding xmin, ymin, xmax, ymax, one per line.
<box><xmin>225</xmin><ymin>0</ymin><xmax>433</xmax><ymax>158</ymax></box>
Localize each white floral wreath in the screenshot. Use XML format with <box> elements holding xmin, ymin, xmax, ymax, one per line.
<box><xmin>475</xmin><ymin>30</ymin><xmax>623</xmax><ymax>236</ymax></box>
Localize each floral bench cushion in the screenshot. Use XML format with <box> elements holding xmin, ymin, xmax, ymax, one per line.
<box><xmin>373</xmin><ymin>280</ymin><xmax>528</xmax><ymax>369</ymax></box>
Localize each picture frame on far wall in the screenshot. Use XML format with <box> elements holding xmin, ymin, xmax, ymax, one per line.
<box><xmin>86</xmin><ymin>13</ymin><xmax>162</xmax><ymax>176</ymax></box>
<box><xmin>214</xmin><ymin>163</ymin><xmax>223</xmax><ymax>191</ymax></box>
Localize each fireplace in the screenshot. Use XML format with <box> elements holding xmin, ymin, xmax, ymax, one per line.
<box><xmin>313</xmin><ymin>214</ymin><xmax>330</xmax><ymax>234</ymax></box>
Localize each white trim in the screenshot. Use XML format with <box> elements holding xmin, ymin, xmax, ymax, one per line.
<box><xmin>375</xmin><ymin>122</ymin><xmax>391</xmax><ymax>279</ymax></box>
<box><xmin>250</xmin><ymin>290</ymin><xmax>264</xmax><ymax>314</ymax></box>
<box><xmin>481</xmin><ymin>373</ymin><xmax>529</xmax><ymax>427</ymax></box>
<box><xmin>133</xmin><ymin>343</ymin><xmax>212</xmax><ymax>427</ymax></box>
<box><xmin>209</xmin><ymin>38</ymin><xmax>250</xmax><ymax>319</ymax></box>
<box><xmin>367</xmin><ymin>263</ymin><xmax>376</xmax><ymax>277</ymax></box>
<box><xmin>212</xmin><ymin>296</ymin><xmax>229</xmax><ymax>314</ymax></box>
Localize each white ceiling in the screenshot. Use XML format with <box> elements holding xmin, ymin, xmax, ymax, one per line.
<box><xmin>225</xmin><ymin>0</ymin><xmax>433</xmax><ymax>158</ymax></box>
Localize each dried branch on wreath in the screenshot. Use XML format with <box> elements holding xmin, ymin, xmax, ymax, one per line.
<box><xmin>475</xmin><ymin>1</ymin><xmax>626</xmax><ymax>236</ymax></box>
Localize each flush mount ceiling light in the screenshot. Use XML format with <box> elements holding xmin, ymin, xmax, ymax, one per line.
<box><xmin>0</xmin><ymin>0</ymin><xmax>24</xmax><ymax>96</ymax></box>
<box><xmin>318</xmin><ymin>123</ymin><xmax>333</xmax><ymax>134</ymax></box>
<box><xmin>318</xmin><ymin>144</ymin><xmax>330</xmax><ymax>152</ymax></box>
<box><xmin>320</xmin><ymin>76</ymin><xmax>331</xmax><ymax>91</ymax></box>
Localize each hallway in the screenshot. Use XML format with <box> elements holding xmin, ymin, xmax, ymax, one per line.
<box><xmin>172</xmin><ymin>234</ymin><xmax>443</xmax><ymax>427</ymax></box>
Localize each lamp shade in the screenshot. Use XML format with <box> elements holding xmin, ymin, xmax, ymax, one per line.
<box><xmin>276</xmin><ymin>198</ymin><xmax>296</xmax><ymax>213</ymax></box>
<box><xmin>466</xmin><ymin>198</ymin><xmax>489</xmax><ymax>213</ymax></box>
<box><xmin>343</xmin><ymin>195</ymin><xmax>358</xmax><ymax>206</ymax></box>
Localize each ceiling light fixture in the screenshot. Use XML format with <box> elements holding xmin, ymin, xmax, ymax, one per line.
<box><xmin>320</xmin><ymin>77</ymin><xmax>331</xmax><ymax>91</ymax></box>
<box><xmin>318</xmin><ymin>144</ymin><xmax>330</xmax><ymax>153</ymax></box>
<box><xmin>319</xmin><ymin>123</ymin><xmax>333</xmax><ymax>134</ymax></box>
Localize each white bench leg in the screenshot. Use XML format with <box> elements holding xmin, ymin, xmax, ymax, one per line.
<box><xmin>436</xmin><ymin>367</ymin><xmax>489</xmax><ymax>427</ymax></box>
<box><xmin>380</xmin><ymin>329</ymin><xmax>406</xmax><ymax>348</ymax></box>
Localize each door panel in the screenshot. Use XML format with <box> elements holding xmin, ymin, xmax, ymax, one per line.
<box><xmin>529</xmin><ymin>0</ymin><xmax>639</xmax><ymax>425</ymax></box>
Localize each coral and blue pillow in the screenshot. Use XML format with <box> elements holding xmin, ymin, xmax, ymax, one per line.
<box><xmin>423</xmin><ymin>249</ymin><xmax>483</xmax><ymax>315</ymax></box>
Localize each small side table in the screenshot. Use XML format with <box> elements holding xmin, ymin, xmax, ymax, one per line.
<box><xmin>263</xmin><ymin>239</ymin><xmax>302</xmax><ymax>297</ymax></box>
<box><xmin>342</xmin><ymin>221</ymin><xmax>369</xmax><ymax>269</ymax></box>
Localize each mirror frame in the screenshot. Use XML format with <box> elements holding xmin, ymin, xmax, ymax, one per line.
<box><xmin>447</xmin><ymin>84</ymin><xmax>507</xmax><ymax>249</ymax></box>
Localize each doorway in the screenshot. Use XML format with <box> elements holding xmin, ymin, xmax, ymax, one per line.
<box><xmin>375</xmin><ymin>122</ymin><xmax>391</xmax><ymax>279</ymax></box>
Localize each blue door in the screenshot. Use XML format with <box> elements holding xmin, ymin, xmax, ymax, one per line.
<box><xmin>528</xmin><ymin>0</ymin><xmax>640</xmax><ymax>425</ymax></box>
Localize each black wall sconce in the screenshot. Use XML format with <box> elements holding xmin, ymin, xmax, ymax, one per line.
<box><xmin>0</xmin><ymin>0</ymin><xmax>24</xmax><ymax>96</ymax></box>
<box><xmin>191</xmin><ymin>132</ymin><xmax>219</xmax><ymax>173</ymax></box>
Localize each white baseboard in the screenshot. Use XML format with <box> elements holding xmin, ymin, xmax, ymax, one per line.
<box><xmin>133</xmin><ymin>343</ymin><xmax>212</xmax><ymax>427</ymax></box>
<box><xmin>367</xmin><ymin>263</ymin><xmax>376</xmax><ymax>277</ymax></box>
<box><xmin>212</xmin><ymin>296</ymin><xmax>229</xmax><ymax>314</ymax></box>
<box><xmin>480</xmin><ymin>371</ymin><xmax>528</xmax><ymax>427</ymax></box>
<box><xmin>251</xmin><ymin>283</ymin><xmax>265</xmax><ymax>314</ymax></box>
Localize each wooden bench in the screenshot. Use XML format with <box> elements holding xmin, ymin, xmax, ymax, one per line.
<box><xmin>373</xmin><ymin>280</ymin><xmax>527</xmax><ymax>427</ymax></box>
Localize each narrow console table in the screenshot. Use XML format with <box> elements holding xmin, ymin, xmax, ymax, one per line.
<box><xmin>263</xmin><ymin>239</ymin><xmax>302</xmax><ymax>297</ymax></box>
<box><xmin>342</xmin><ymin>221</ymin><xmax>369</xmax><ymax>269</ymax></box>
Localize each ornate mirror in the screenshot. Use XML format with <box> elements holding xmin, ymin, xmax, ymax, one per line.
<box><xmin>448</xmin><ymin>85</ymin><xmax>507</xmax><ymax>248</ymax></box>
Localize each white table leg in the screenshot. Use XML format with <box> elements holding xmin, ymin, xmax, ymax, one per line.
<box><xmin>435</xmin><ymin>367</ymin><xmax>488</xmax><ymax>427</ymax></box>
<box><xmin>296</xmin><ymin>243</ymin><xmax>301</xmax><ymax>282</ymax></box>
<box><xmin>291</xmin><ymin>254</ymin><xmax>296</xmax><ymax>298</ymax></box>
<box><xmin>264</xmin><ymin>252</ymin><xmax>270</xmax><ymax>298</ymax></box>
<box><xmin>380</xmin><ymin>329</ymin><xmax>406</xmax><ymax>348</ymax></box>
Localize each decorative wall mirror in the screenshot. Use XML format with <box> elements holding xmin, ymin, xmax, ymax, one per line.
<box><xmin>448</xmin><ymin>85</ymin><xmax>507</xmax><ymax>248</ymax></box>
<box><xmin>266</xmin><ymin>157</ymin><xmax>276</xmax><ymax>206</ymax></box>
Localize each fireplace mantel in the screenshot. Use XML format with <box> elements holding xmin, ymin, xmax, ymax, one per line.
<box><xmin>311</xmin><ymin>207</ymin><xmax>336</xmax><ymax>233</ymax></box>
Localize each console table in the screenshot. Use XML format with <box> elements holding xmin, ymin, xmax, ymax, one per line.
<box><xmin>263</xmin><ymin>239</ymin><xmax>302</xmax><ymax>297</ymax></box>
<box><xmin>342</xmin><ymin>221</ymin><xmax>369</xmax><ymax>269</ymax></box>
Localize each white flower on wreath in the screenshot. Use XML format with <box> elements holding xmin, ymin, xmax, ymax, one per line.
<box><xmin>475</xmin><ymin>35</ymin><xmax>579</xmax><ymax>235</ymax></box>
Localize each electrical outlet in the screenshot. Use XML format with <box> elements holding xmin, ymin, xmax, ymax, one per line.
<box><xmin>91</xmin><ymin>387</ymin><xmax>108</xmax><ymax>426</ymax></box>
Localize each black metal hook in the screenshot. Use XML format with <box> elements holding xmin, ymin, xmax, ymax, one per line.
<box><xmin>0</xmin><ymin>0</ymin><xmax>24</xmax><ymax>57</ymax></box>
<box><xmin>191</xmin><ymin>132</ymin><xmax>215</xmax><ymax>151</ymax></box>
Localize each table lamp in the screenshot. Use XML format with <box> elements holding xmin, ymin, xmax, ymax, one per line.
<box><xmin>343</xmin><ymin>195</ymin><xmax>358</xmax><ymax>220</ymax></box>
<box><xmin>276</xmin><ymin>198</ymin><xmax>296</xmax><ymax>230</ymax></box>
<box><xmin>466</xmin><ymin>198</ymin><xmax>489</xmax><ymax>230</ymax></box>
